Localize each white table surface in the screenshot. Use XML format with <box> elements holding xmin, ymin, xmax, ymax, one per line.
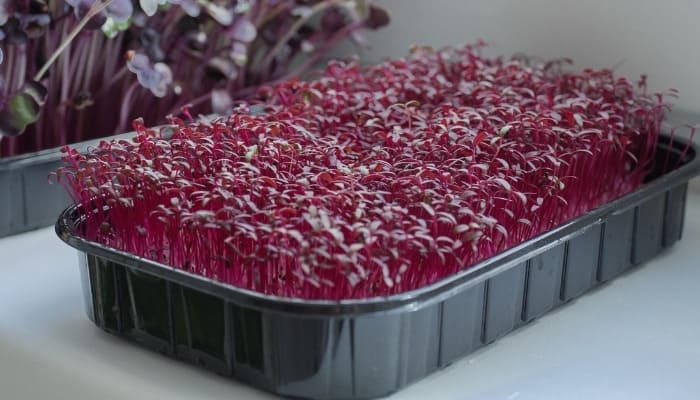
<box><xmin>2</xmin><ymin>180</ymin><xmax>700</xmax><ymax>400</ymax></box>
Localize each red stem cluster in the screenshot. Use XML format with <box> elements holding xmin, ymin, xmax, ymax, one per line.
<box><xmin>58</xmin><ymin>44</ymin><xmax>667</xmax><ymax>299</ymax></box>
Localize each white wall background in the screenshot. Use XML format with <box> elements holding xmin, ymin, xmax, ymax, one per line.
<box><xmin>337</xmin><ymin>0</ymin><xmax>700</xmax><ymax>118</ymax></box>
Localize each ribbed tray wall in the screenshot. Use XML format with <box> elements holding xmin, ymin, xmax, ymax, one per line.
<box><xmin>0</xmin><ymin>159</ymin><xmax>71</xmax><ymax>237</ymax></box>
<box><xmin>0</xmin><ymin>131</ymin><xmax>142</xmax><ymax>238</ymax></box>
<box><xmin>77</xmin><ymin>182</ymin><xmax>688</xmax><ymax>399</ymax></box>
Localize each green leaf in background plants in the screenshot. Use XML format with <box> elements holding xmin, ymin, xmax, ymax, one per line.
<box><xmin>0</xmin><ymin>81</ymin><xmax>48</xmax><ymax>137</ymax></box>
<box><xmin>101</xmin><ymin>16</ymin><xmax>131</xmax><ymax>39</ymax></box>
<box><xmin>0</xmin><ymin>94</ymin><xmax>40</xmax><ymax>137</ymax></box>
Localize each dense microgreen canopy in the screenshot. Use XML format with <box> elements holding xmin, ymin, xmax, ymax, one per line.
<box><xmin>58</xmin><ymin>44</ymin><xmax>670</xmax><ymax>300</ymax></box>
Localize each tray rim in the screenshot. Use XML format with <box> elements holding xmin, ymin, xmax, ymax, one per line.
<box><xmin>0</xmin><ymin>132</ymin><xmax>142</xmax><ymax>171</ymax></box>
<box><xmin>55</xmin><ymin>134</ymin><xmax>700</xmax><ymax>316</ymax></box>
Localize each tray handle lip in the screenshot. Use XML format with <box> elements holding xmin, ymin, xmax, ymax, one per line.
<box><xmin>55</xmin><ymin>134</ymin><xmax>700</xmax><ymax>317</ymax></box>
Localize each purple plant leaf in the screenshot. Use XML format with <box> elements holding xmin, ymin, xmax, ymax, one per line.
<box><xmin>71</xmin><ymin>91</ymin><xmax>95</xmax><ymax>110</ymax></box>
<box><xmin>139</xmin><ymin>0</ymin><xmax>163</xmax><ymax>17</ymax></box>
<box><xmin>233</xmin><ymin>0</ymin><xmax>252</xmax><ymax>14</ymax></box>
<box><xmin>230</xmin><ymin>41</ymin><xmax>247</xmax><ymax>66</ymax></box>
<box><xmin>150</xmin><ymin>62</ymin><xmax>172</xmax><ymax>97</ymax></box>
<box><xmin>229</xmin><ymin>17</ymin><xmax>256</xmax><ymax>42</ymax></box>
<box><xmin>131</xmin><ymin>10</ymin><xmax>148</xmax><ymax>27</ymax></box>
<box><xmin>140</xmin><ymin>27</ymin><xmax>160</xmax><ymax>46</ymax></box>
<box><xmin>106</xmin><ymin>0</ymin><xmax>133</xmax><ymax>23</ymax></box>
<box><xmin>146</xmin><ymin>45</ymin><xmax>165</xmax><ymax>63</ymax></box>
<box><xmin>65</xmin><ymin>0</ymin><xmax>95</xmax><ymax>16</ymax></box>
<box><xmin>207</xmin><ymin>57</ymin><xmax>238</xmax><ymax>79</ymax></box>
<box><xmin>184</xmin><ymin>30</ymin><xmax>207</xmax><ymax>53</ymax></box>
<box><xmin>211</xmin><ymin>89</ymin><xmax>233</xmax><ymax>115</ymax></box>
<box><xmin>3</xmin><ymin>18</ymin><xmax>28</xmax><ymax>45</ymax></box>
<box><xmin>126</xmin><ymin>52</ymin><xmax>151</xmax><ymax>74</ymax></box>
<box><xmin>137</xmin><ymin>67</ymin><xmax>160</xmax><ymax>88</ymax></box>
<box><xmin>0</xmin><ymin>0</ymin><xmax>9</xmax><ymax>26</ymax></box>
<box><xmin>364</xmin><ymin>4</ymin><xmax>390</xmax><ymax>29</ymax></box>
<box><xmin>126</xmin><ymin>52</ymin><xmax>161</xmax><ymax>89</ymax></box>
<box><xmin>170</xmin><ymin>0</ymin><xmax>200</xmax><ymax>17</ymax></box>
<box><xmin>204</xmin><ymin>3</ymin><xmax>233</xmax><ymax>25</ymax></box>
<box><xmin>291</xmin><ymin>6</ymin><xmax>313</xmax><ymax>18</ymax></box>
<box><xmin>65</xmin><ymin>0</ymin><xmax>106</xmax><ymax>28</ymax></box>
<box><xmin>65</xmin><ymin>0</ymin><xmax>94</xmax><ymax>7</ymax></box>
<box><xmin>18</xmin><ymin>13</ymin><xmax>51</xmax><ymax>39</ymax></box>
<box><xmin>350</xmin><ymin>30</ymin><xmax>366</xmax><ymax>46</ymax></box>
<box><xmin>140</xmin><ymin>28</ymin><xmax>165</xmax><ymax>61</ymax></box>
<box><xmin>321</xmin><ymin>7</ymin><xmax>346</xmax><ymax>33</ymax></box>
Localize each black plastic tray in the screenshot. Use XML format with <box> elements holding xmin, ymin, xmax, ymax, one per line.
<box><xmin>56</xmin><ymin>135</ymin><xmax>700</xmax><ymax>400</ymax></box>
<box><xmin>0</xmin><ymin>114</ymin><xmax>218</xmax><ymax>238</ymax></box>
<box><xmin>0</xmin><ymin>132</ymin><xmax>138</xmax><ymax>238</ymax></box>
